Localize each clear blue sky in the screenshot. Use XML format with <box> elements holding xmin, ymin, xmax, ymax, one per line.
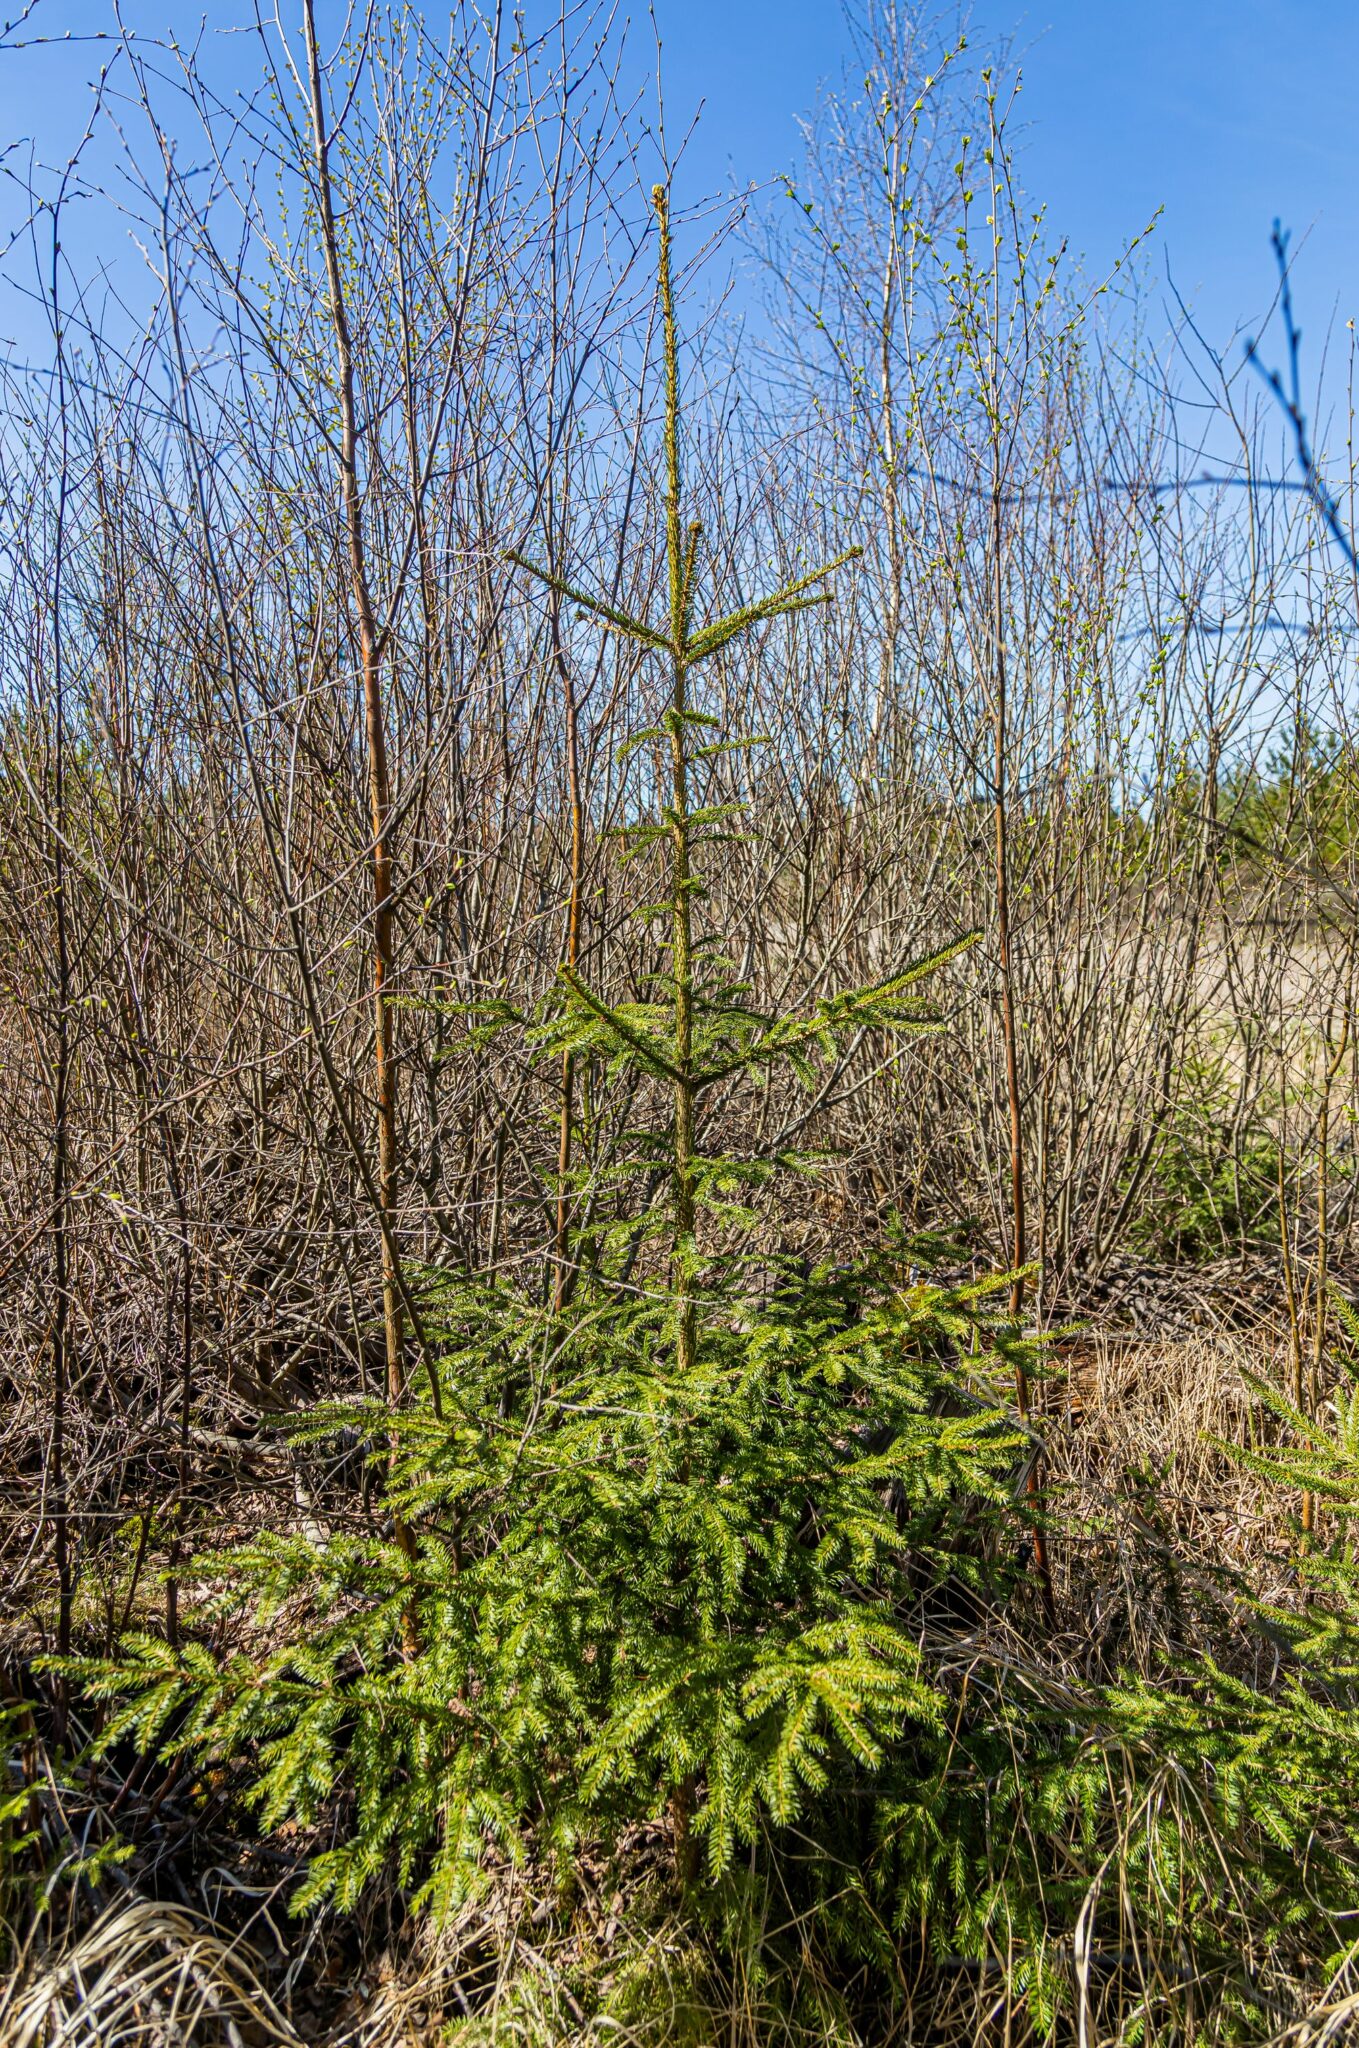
<box><xmin>656</xmin><ymin>0</ymin><xmax>1359</xmax><ymax>392</ymax></box>
<box><xmin>2</xmin><ymin>0</ymin><xmax>1356</xmax><ymax>381</ymax></box>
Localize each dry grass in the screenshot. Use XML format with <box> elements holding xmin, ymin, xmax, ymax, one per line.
<box><xmin>1041</xmin><ymin>1323</ymin><xmax>1307</xmax><ymax>1686</ymax></box>
<box><xmin>1059</xmin><ymin>1327</ymin><xmax>1279</xmax><ymax>1554</ymax></box>
<box><xmin>0</xmin><ymin>1898</ymin><xmax>302</xmax><ymax>2048</ymax></box>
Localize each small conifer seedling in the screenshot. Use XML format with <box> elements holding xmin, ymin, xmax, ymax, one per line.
<box><xmin>71</xmin><ymin>186</ymin><xmax>1044</xmax><ymax>1936</ymax></box>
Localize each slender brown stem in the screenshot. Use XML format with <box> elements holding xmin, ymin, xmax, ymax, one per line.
<box><xmin>47</xmin><ymin>202</ymin><xmax>73</xmax><ymax>1680</ymax></box>
<box><xmin>302</xmin><ymin>0</ymin><xmax>418</xmax><ymax>1619</ymax></box>
<box><xmin>553</xmin><ymin>602</ymin><xmax>585</xmax><ymax>1312</ymax></box>
<box><xmin>655</xmin><ymin>186</ymin><xmax>698</xmax><ymax>1382</ymax></box>
<box><xmin>991</xmin><ymin>483</ymin><xmax>1052</xmax><ymax>1616</ymax></box>
<box><xmin>1305</xmin><ymin>1012</ymin><xmax>1351</xmax><ymax>1536</ymax></box>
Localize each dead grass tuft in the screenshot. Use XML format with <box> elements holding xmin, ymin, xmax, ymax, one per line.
<box><xmin>0</xmin><ymin>1896</ymin><xmax>302</xmax><ymax>2048</ymax></box>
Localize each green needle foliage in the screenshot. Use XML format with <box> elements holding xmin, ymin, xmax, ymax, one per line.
<box><xmin>66</xmin><ymin>185</ymin><xmax>1047</xmax><ymax>1928</ymax></box>
<box><xmin>81</xmin><ymin>1254</ymin><xmax>1036</xmax><ymax>1926</ymax></box>
<box><xmin>1222</xmin><ymin>1293</ymin><xmax>1359</xmax><ymax>1682</ymax></box>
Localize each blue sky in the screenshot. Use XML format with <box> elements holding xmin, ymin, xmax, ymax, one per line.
<box><xmin>662</xmin><ymin>0</ymin><xmax>1359</xmax><ymax>366</ymax></box>
<box><xmin>2</xmin><ymin>0</ymin><xmax>1356</xmax><ymax>385</ymax></box>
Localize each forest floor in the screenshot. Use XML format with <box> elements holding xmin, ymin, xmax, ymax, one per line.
<box><xmin>0</xmin><ymin>1249</ymin><xmax>1339</xmax><ymax>2048</ymax></box>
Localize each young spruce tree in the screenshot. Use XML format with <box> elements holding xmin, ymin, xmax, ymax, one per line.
<box><xmin>77</xmin><ymin>189</ymin><xmax>1040</xmax><ymax>1932</ymax></box>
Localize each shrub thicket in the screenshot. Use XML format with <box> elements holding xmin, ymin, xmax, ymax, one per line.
<box><xmin>58</xmin><ymin>190</ymin><xmax>1359</xmax><ymax>2048</ymax></box>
